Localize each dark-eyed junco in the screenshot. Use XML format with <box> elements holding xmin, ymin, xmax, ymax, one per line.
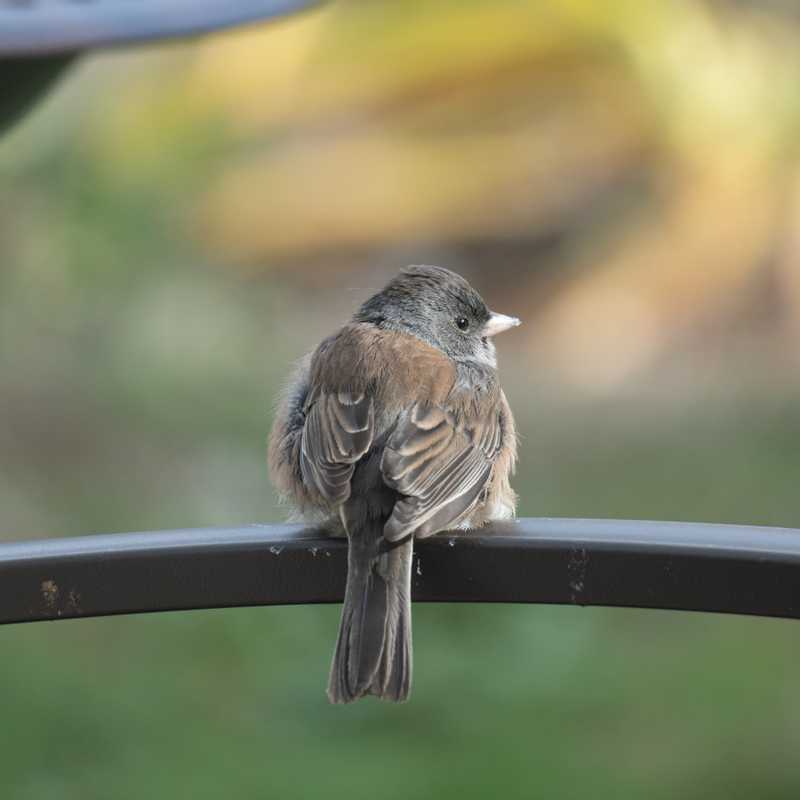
<box><xmin>268</xmin><ymin>266</ymin><xmax>519</xmax><ymax>703</ymax></box>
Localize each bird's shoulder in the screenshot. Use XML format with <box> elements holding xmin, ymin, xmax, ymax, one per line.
<box><xmin>308</xmin><ymin>322</ymin><xmax>457</xmax><ymax>409</ymax></box>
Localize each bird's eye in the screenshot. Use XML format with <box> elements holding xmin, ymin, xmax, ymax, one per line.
<box><xmin>455</xmin><ymin>316</ymin><xmax>469</xmax><ymax>331</ymax></box>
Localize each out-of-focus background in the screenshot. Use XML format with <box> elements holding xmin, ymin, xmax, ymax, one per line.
<box><xmin>2</xmin><ymin>0</ymin><xmax>800</xmax><ymax>797</ymax></box>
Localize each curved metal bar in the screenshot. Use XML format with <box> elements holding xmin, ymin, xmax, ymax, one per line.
<box><xmin>0</xmin><ymin>56</ymin><xmax>76</xmax><ymax>134</ymax></box>
<box><xmin>1</xmin><ymin>518</ymin><xmax>799</xmax><ymax>625</ymax></box>
<box><xmin>0</xmin><ymin>0</ymin><xmax>323</xmax><ymax>56</ymax></box>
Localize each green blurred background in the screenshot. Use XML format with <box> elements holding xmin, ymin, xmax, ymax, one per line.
<box><xmin>2</xmin><ymin>0</ymin><xmax>800</xmax><ymax>797</ymax></box>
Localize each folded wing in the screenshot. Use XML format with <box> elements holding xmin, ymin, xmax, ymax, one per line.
<box><xmin>381</xmin><ymin>403</ymin><xmax>504</xmax><ymax>541</ymax></box>
<box><xmin>300</xmin><ymin>390</ymin><xmax>374</xmax><ymax>506</ymax></box>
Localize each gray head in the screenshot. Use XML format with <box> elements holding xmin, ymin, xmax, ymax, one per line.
<box><xmin>354</xmin><ymin>265</ymin><xmax>520</xmax><ymax>367</ymax></box>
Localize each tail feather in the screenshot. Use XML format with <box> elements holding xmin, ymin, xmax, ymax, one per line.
<box><xmin>327</xmin><ymin>533</ymin><xmax>413</xmax><ymax>704</ymax></box>
<box><xmin>372</xmin><ymin>596</ymin><xmax>411</xmax><ymax>701</ymax></box>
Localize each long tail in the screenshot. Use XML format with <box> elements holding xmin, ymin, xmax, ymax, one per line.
<box><xmin>327</xmin><ymin>526</ymin><xmax>413</xmax><ymax>704</ymax></box>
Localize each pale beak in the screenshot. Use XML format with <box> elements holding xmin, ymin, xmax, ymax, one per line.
<box><xmin>483</xmin><ymin>312</ymin><xmax>521</xmax><ymax>337</ymax></box>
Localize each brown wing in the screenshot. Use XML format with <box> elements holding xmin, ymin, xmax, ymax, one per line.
<box><xmin>381</xmin><ymin>403</ymin><xmax>504</xmax><ymax>541</ymax></box>
<box><xmin>300</xmin><ymin>390</ymin><xmax>374</xmax><ymax>506</ymax></box>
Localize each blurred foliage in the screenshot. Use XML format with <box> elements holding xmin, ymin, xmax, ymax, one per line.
<box><xmin>69</xmin><ymin>0</ymin><xmax>800</xmax><ymax>386</ymax></box>
<box><xmin>2</xmin><ymin>0</ymin><xmax>800</xmax><ymax>798</ymax></box>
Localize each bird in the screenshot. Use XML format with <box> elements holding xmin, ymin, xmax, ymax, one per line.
<box><xmin>268</xmin><ymin>265</ymin><xmax>519</xmax><ymax>703</ymax></box>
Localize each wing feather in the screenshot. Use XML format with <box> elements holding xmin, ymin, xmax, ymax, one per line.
<box><xmin>382</xmin><ymin>403</ymin><xmax>504</xmax><ymax>541</ymax></box>
<box><xmin>300</xmin><ymin>390</ymin><xmax>374</xmax><ymax>505</ymax></box>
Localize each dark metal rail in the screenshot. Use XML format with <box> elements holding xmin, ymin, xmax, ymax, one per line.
<box><xmin>1</xmin><ymin>518</ymin><xmax>799</xmax><ymax>625</ymax></box>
